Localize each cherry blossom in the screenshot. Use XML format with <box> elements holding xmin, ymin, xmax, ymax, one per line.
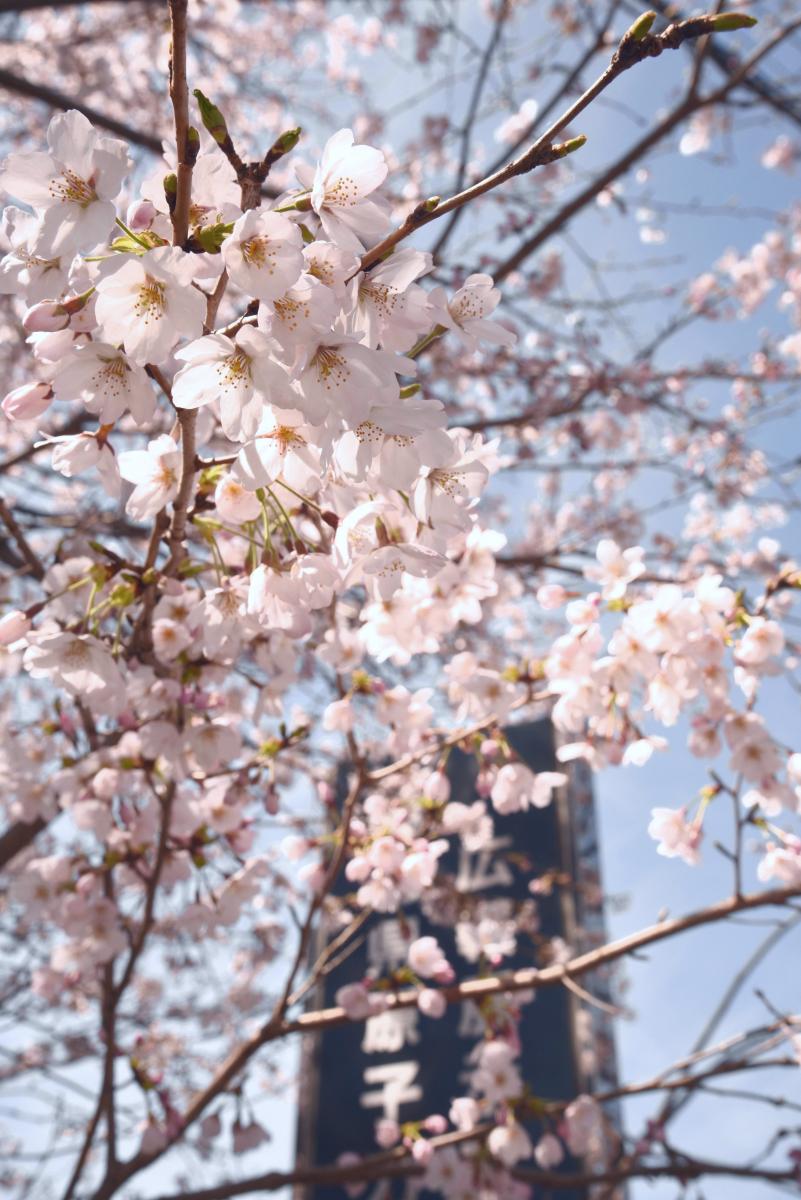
<box><xmin>51</xmin><ymin>341</ymin><xmax>155</xmax><ymax>425</ymax></box>
<box><xmin>430</xmin><ymin>273</ymin><xmax>516</xmax><ymax>350</ymax></box>
<box><xmin>94</xmin><ymin>246</ymin><xmax>205</xmax><ymax>363</ymax></box>
<box><xmin>298</xmin><ymin>127</ymin><xmax>390</xmax><ymax>250</ymax></box>
<box><xmin>172</xmin><ymin>326</ymin><xmax>292</xmax><ymax>441</ymax></box>
<box><xmin>0</xmin><ymin>109</ymin><xmax>130</xmax><ymax>255</ymax></box>
<box><xmin>221</xmin><ymin>207</ymin><xmax>304</xmax><ymax>301</ymax></box>
<box><xmin>0</xmin><ymin>11</ymin><xmax>799</xmax><ymax>1198</ymax></box>
<box><xmin>118</xmin><ymin>434</ymin><xmax>182</xmax><ymax>520</ymax></box>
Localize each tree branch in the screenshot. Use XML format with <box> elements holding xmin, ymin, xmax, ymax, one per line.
<box><xmin>281</xmin><ymin>884</ymin><xmax>801</xmax><ymax>1039</ymax></box>
<box><xmin>0</xmin><ymin>66</ymin><xmax>164</xmax><ymax>153</ymax></box>
<box><xmin>494</xmin><ymin>16</ymin><xmax>801</xmax><ymax>282</ymax></box>
<box><xmin>358</xmin><ymin>10</ymin><xmax>757</xmax><ymax>274</ymax></box>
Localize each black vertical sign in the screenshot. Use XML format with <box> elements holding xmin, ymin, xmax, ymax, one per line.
<box><xmin>295</xmin><ymin>720</ymin><xmax>614</xmax><ymax>1199</ymax></box>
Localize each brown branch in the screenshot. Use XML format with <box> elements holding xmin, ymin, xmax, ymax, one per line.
<box><xmin>494</xmin><ymin>17</ymin><xmax>801</xmax><ymax>282</ymax></box>
<box><xmin>281</xmin><ymin>884</ymin><xmax>801</xmax><ymax>1039</ymax></box>
<box><xmin>513</xmin><ymin>1158</ymin><xmax>800</xmax><ymax>1189</ymax></box>
<box><xmin>100</xmin><ymin>919</ymin><xmax>117</xmax><ymax>1174</ymax></box>
<box><xmin>357</xmin><ymin>11</ymin><xmax>756</xmax><ymax>275</ymax></box>
<box><xmin>430</xmin><ymin>0</ymin><xmax>621</xmax><ymax>262</ymax></box>
<box><xmin>60</xmin><ymin>1091</ymin><xmax>107</xmax><ymax>1200</ymax></box>
<box><xmin>0</xmin><ymin>66</ymin><xmax>164</xmax><ymax>153</ymax></box>
<box><xmin>643</xmin><ymin>0</ymin><xmax>801</xmax><ymax>131</ymax></box>
<box><xmin>0</xmin><ymin>816</ymin><xmax>48</xmax><ymax>868</ymax></box>
<box><xmin>167</xmin><ymin>0</ymin><xmax>192</xmax><ymax>248</ymax></box>
<box><xmin>140</xmin><ymin>1130</ymin><xmax>801</xmax><ymax>1200</ymax></box>
<box><xmin>112</xmin><ymin>784</ymin><xmax>176</xmax><ymax>1003</ymax></box>
<box><xmin>85</xmin><ymin>884</ymin><xmax>801</xmax><ymax>1200</ymax></box>
<box><xmin>0</xmin><ymin>493</ymin><xmax>44</xmax><ymax>578</ymax></box>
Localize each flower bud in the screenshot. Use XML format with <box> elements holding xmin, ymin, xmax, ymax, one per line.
<box><xmin>163</xmin><ymin>173</ymin><xmax>178</xmax><ymax>212</ymax></box>
<box><xmin>267</xmin><ymin>127</ymin><xmax>302</xmax><ymax>161</ymax></box>
<box><xmin>127</xmin><ymin>199</ymin><xmax>158</xmax><ymax>231</ymax></box>
<box><xmin>193</xmin><ymin>89</ymin><xmax>230</xmax><ymax>147</ymax></box>
<box><xmin>186</xmin><ymin>125</ymin><xmax>200</xmax><ymax>166</ymax></box>
<box><xmin>537</xmin><ymin>583</ymin><xmax>567</xmax><ymax>610</ymax></box>
<box><xmin>411</xmin><ymin>1137</ymin><xmax>434</xmax><ymax>1164</ymax></box>
<box><xmin>423</xmin><ymin>1114</ymin><xmax>448</xmax><ymax>1135</ymax></box>
<box><xmin>23</xmin><ymin>301</ymin><xmax>69</xmax><ymax>333</ymax></box>
<box><xmin>624</xmin><ymin>10</ymin><xmax>656</xmax><ymax>41</ymax></box>
<box><xmin>710</xmin><ymin>13</ymin><xmax>758</xmax><ymax>31</ymax></box>
<box><xmin>554</xmin><ymin>134</ymin><xmax>587</xmax><ymax>158</ymax></box>
<box><xmin>2</xmin><ymin>381</ymin><xmax>52</xmax><ymax>421</ymax></box>
<box><xmin>0</xmin><ymin>609</ymin><xmax>30</xmax><ymax>646</ymax></box>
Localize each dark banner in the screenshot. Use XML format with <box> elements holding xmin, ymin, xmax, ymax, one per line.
<box><xmin>295</xmin><ymin>720</ymin><xmax>616</xmax><ymax>1200</ymax></box>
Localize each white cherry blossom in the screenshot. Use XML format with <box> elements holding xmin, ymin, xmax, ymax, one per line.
<box><xmin>235</xmin><ymin>407</ymin><xmax>321</xmax><ymax>491</ymax></box>
<box><xmin>294</xmin><ymin>334</ymin><xmax>413</xmax><ymax>425</ymax></box>
<box><xmin>24</xmin><ymin>633</ymin><xmax>126</xmax><ymax>716</ymax></box>
<box><xmin>0</xmin><ymin>110</ymin><xmax>130</xmax><ymax>255</ymax></box>
<box><xmin>118</xmin><ymin>434</ymin><xmax>182</xmax><ymax>520</ymax></box>
<box><xmin>221</xmin><ymin>207</ymin><xmax>304</xmax><ymax>301</ymax></box>
<box><xmin>584</xmin><ymin>538</ymin><xmax>646</xmax><ymax>600</ymax></box>
<box><xmin>430</xmin><ymin>273</ymin><xmax>516</xmax><ymax>350</ymax></box>
<box><xmin>172</xmin><ymin>327</ymin><xmax>292</xmax><ymax>441</ymax></box>
<box><xmin>298</xmin><ymin>127</ymin><xmax>390</xmax><ymax>250</ymax></box>
<box><xmin>0</xmin><ymin>206</ymin><xmax>69</xmax><ymax>302</ymax></box>
<box><xmin>94</xmin><ymin>246</ymin><xmax>205</xmax><ymax>363</ymax></box>
<box><xmin>347</xmin><ymin>248</ymin><xmax>432</xmax><ymax>350</ymax></box>
<box><xmin>51</xmin><ymin>342</ymin><xmax>155</xmax><ymax>425</ymax></box>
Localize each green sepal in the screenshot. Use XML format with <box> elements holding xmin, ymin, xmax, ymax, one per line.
<box><xmin>192</xmin><ymin>220</ymin><xmax>234</xmax><ymax>254</ymax></box>
<box><xmin>110</xmin><ymin>230</ymin><xmax>167</xmax><ymax>255</ymax></box>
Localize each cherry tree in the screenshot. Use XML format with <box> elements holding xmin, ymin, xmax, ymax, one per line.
<box><xmin>2</xmin><ymin>2</ymin><xmax>801</xmax><ymax>1198</ymax></box>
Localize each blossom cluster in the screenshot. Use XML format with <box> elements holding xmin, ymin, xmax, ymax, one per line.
<box><xmin>1</xmin><ymin>55</ymin><xmax>801</xmax><ymax>1195</ymax></box>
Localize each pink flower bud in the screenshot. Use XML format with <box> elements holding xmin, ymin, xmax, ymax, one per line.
<box><xmin>2</xmin><ymin>381</ymin><xmax>52</xmax><ymax>421</ymax></box>
<box><xmin>264</xmin><ymin>788</ymin><xmax>279</xmax><ymax>815</ymax></box>
<box><xmin>0</xmin><ymin>609</ymin><xmax>30</xmax><ymax>646</ymax></box>
<box><xmin>59</xmin><ymin>710</ymin><xmax>76</xmax><ymax>737</ymax></box>
<box><xmin>127</xmin><ymin>199</ymin><xmax>158</xmax><ymax>231</ymax></box>
<box><xmin>423</xmin><ymin>770</ymin><xmax>450</xmax><ymax>803</ymax></box>
<box><xmin>317</xmin><ymin>780</ymin><xmax>335</xmax><ymax>805</ymax></box>
<box><xmin>411</xmin><ymin>1137</ymin><xmax>434</xmax><ymax>1165</ymax></box>
<box><xmin>23</xmin><ymin>301</ymin><xmax>69</xmax><ymax>332</ymax></box>
<box><xmin>417</xmin><ymin>988</ymin><xmax>447</xmax><ymax>1019</ymax></box>
<box><xmin>138</xmin><ymin>1120</ymin><xmax>167</xmax><ymax>1156</ymax></box>
<box><xmin>536</xmin><ymin>583</ymin><xmax>567</xmax><ymax>610</ymax></box>
<box><xmin>375</xmin><ymin>1118</ymin><xmax>400</xmax><ymax>1148</ymax></box>
<box><xmin>534</xmin><ymin>1132</ymin><xmax>564</xmax><ymax>1169</ymax></box>
<box><xmin>423</xmin><ymin>1114</ymin><xmax>448</xmax><ymax>1135</ymax></box>
<box><xmin>480</xmin><ymin>738</ymin><xmax>500</xmax><ymax>761</ymax></box>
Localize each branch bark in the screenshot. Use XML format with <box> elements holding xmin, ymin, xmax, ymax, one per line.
<box><xmin>0</xmin><ymin>66</ymin><xmax>164</xmax><ymax>153</ymax></box>
<box><xmin>493</xmin><ymin>16</ymin><xmax>801</xmax><ymax>281</ymax></box>
<box><xmin>357</xmin><ymin>10</ymin><xmax>761</xmax><ymax>275</ymax></box>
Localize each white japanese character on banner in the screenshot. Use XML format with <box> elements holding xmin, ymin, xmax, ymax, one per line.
<box><xmin>457</xmin><ymin>836</ymin><xmax>513</xmax><ymax>892</ymax></box>
<box><xmin>360</xmin><ymin>1061</ymin><xmax>422</xmax><ymax>1121</ymax></box>
<box><xmin>362</xmin><ymin>1008</ymin><xmax>420</xmax><ymax>1054</ymax></box>
<box><xmin>366</xmin><ymin>916</ymin><xmax>419</xmax><ymax>973</ymax></box>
